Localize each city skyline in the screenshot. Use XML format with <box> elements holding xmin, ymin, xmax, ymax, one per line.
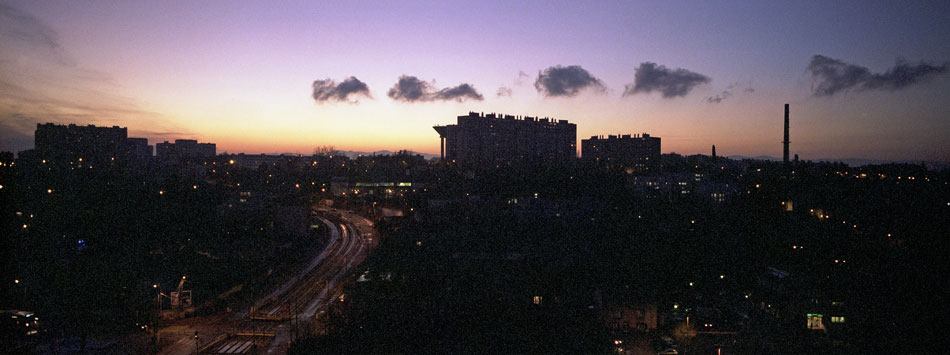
<box><xmin>2</xmin><ymin>1</ymin><xmax>949</xmax><ymax>162</ymax></box>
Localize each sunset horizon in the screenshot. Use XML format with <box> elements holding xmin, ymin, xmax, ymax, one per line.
<box><xmin>2</xmin><ymin>1</ymin><xmax>949</xmax><ymax>162</ymax></box>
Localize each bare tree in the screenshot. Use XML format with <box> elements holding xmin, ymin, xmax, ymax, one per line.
<box><xmin>313</xmin><ymin>145</ymin><xmax>335</xmax><ymax>156</ymax></box>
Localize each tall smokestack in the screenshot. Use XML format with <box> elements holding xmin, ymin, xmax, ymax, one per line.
<box><xmin>783</xmin><ymin>104</ymin><xmax>790</xmax><ymax>164</ymax></box>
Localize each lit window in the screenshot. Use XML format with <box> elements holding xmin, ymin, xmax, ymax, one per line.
<box><xmin>532</xmin><ymin>296</ymin><xmax>542</xmax><ymax>305</ymax></box>
<box><xmin>806</xmin><ymin>314</ymin><xmax>825</xmax><ymax>330</ymax></box>
<box><xmin>831</xmin><ymin>316</ymin><xmax>845</xmax><ymax>323</ymax></box>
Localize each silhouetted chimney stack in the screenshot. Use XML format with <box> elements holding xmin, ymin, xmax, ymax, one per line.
<box><xmin>783</xmin><ymin>104</ymin><xmax>790</xmax><ymax>164</ymax></box>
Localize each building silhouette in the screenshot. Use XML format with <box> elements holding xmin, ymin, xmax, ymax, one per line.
<box><xmin>433</xmin><ymin>112</ymin><xmax>576</xmax><ymax>168</ymax></box>
<box><xmin>33</xmin><ymin>123</ymin><xmax>151</xmax><ymax>162</ymax></box>
<box><xmin>126</xmin><ymin>138</ymin><xmax>153</xmax><ymax>160</ymax></box>
<box><xmin>156</xmin><ymin>139</ymin><xmax>216</xmax><ymax>160</ymax></box>
<box><xmin>581</xmin><ymin>133</ymin><xmax>660</xmax><ymax>172</ymax></box>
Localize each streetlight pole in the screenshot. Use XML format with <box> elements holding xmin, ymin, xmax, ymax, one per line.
<box><xmin>194</xmin><ymin>331</ymin><xmax>199</xmax><ymax>354</ymax></box>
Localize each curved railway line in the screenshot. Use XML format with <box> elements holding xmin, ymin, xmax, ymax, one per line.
<box><xmin>158</xmin><ymin>207</ymin><xmax>376</xmax><ymax>354</ymax></box>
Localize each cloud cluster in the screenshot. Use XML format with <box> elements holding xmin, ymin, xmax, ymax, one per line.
<box><xmin>311</xmin><ymin>76</ymin><xmax>372</xmax><ymax>103</ymax></box>
<box><xmin>534</xmin><ymin>65</ymin><xmax>606</xmax><ymax>97</ymax></box>
<box><xmin>497</xmin><ymin>86</ymin><xmax>513</xmax><ymax>97</ymax></box>
<box><xmin>624</xmin><ymin>62</ymin><xmax>710</xmax><ymax>98</ymax></box>
<box><xmin>806</xmin><ymin>55</ymin><xmax>949</xmax><ymax>96</ymax></box>
<box><xmin>387</xmin><ymin>75</ymin><xmax>484</xmax><ymax>102</ymax></box>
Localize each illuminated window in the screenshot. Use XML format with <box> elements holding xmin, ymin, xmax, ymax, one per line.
<box><xmin>532</xmin><ymin>296</ymin><xmax>542</xmax><ymax>305</ymax></box>
<box><xmin>831</xmin><ymin>316</ymin><xmax>845</xmax><ymax>323</ymax></box>
<box><xmin>806</xmin><ymin>314</ymin><xmax>825</xmax><ymax>331</ymax></box>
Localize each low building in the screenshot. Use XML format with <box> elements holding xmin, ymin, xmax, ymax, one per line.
<box><xmin>156</xmin><ymin>139</ymin><xmax>216</xmax><ymax>160</ymax></box>
<box><xmin>582</xmin><ymin>133</ymin><xmax>660</xmax><ymax>172</ymax></box>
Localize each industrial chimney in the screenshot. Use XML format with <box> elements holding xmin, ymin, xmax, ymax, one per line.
<box><xmin>783</xmin><ymin>104</ymin><xmax>790</xmax><ymax>164</ymax></box>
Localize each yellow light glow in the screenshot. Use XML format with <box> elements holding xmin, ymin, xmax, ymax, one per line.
<box><xmin>47</xmin><ymin>189</ymin><xmax>52</xmax><ymax>194</ymax></box>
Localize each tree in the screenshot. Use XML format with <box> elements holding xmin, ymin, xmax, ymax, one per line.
<box><xmin>313</xmin><ymin>145</ymin><xmax>336</xmax><ymax>156</ymax></box>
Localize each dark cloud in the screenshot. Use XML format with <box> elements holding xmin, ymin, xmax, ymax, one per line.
<box><xmin>386</xmin><ymin>75</ymin><xmax>484</xmax><ymax>102</ymax></box>
<box><xmin>311</xmin><ymin>76</ymin><xmax>372</xmax><ymax>103</ymax></box>
<box><xmin>534</xmin><ymin>65</ymin><xmax>606</xmax><ymax>97</ymax></box>
<box><xmin>497</xmin><ymin>86</ymin><xmax>513</xmax><ymax>97</ymax></box>
<box><xmin>387</xmin><ymin>76</ymin><xmax>429</xmax><ymax>102</ymax></box>
<box><xmin>807</xmin><ymin>55</ymin><xmax>949</xmax><ymax>96</ymax></box>
<box><xmin>433</xmin><ymin>83</ymin><xmax>484</xmax><ymax>101</ymax></box>
<box><xmin>624</xmin><ymin>62</ymin><xmax>710</xmax><ymax>98</ymax></box>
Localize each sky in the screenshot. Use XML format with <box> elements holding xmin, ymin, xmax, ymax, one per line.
<box><xmin>1</xmin><ymin>0</ymin><xmax>949</xmax><ymax>161</ymax></box>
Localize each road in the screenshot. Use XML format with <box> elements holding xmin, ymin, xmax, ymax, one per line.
<box><xmin>156</xmin><ymin>207</ymin><xmax>376</xmax><ymax>354</ymax></box>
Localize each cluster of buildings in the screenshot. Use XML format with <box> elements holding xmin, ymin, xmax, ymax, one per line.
<box><xmin>434</xmin><ymin>112</ymin><xmax>661</xmax><ymax>171</ymax></box>
<box><xmin>23</xmin><ymin>123</ymin><xmax>215</xmax><ymax>164</ymax></box>
<box><xmin>23</xmin><ymin>111</ymin><xmax>666</xmax><ymax>174</ymax></box>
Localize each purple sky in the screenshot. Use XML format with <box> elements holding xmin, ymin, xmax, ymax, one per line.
<box><xmin>2</xmin><ymin>0</ymin><xmax>949</xmax><ymax>161</ymax></box>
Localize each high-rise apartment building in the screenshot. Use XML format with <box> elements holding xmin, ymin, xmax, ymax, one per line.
<box><xmin>434</xmin><ymin>112</ymin><xmax>576</xmax><ymax>168</ymax></box>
